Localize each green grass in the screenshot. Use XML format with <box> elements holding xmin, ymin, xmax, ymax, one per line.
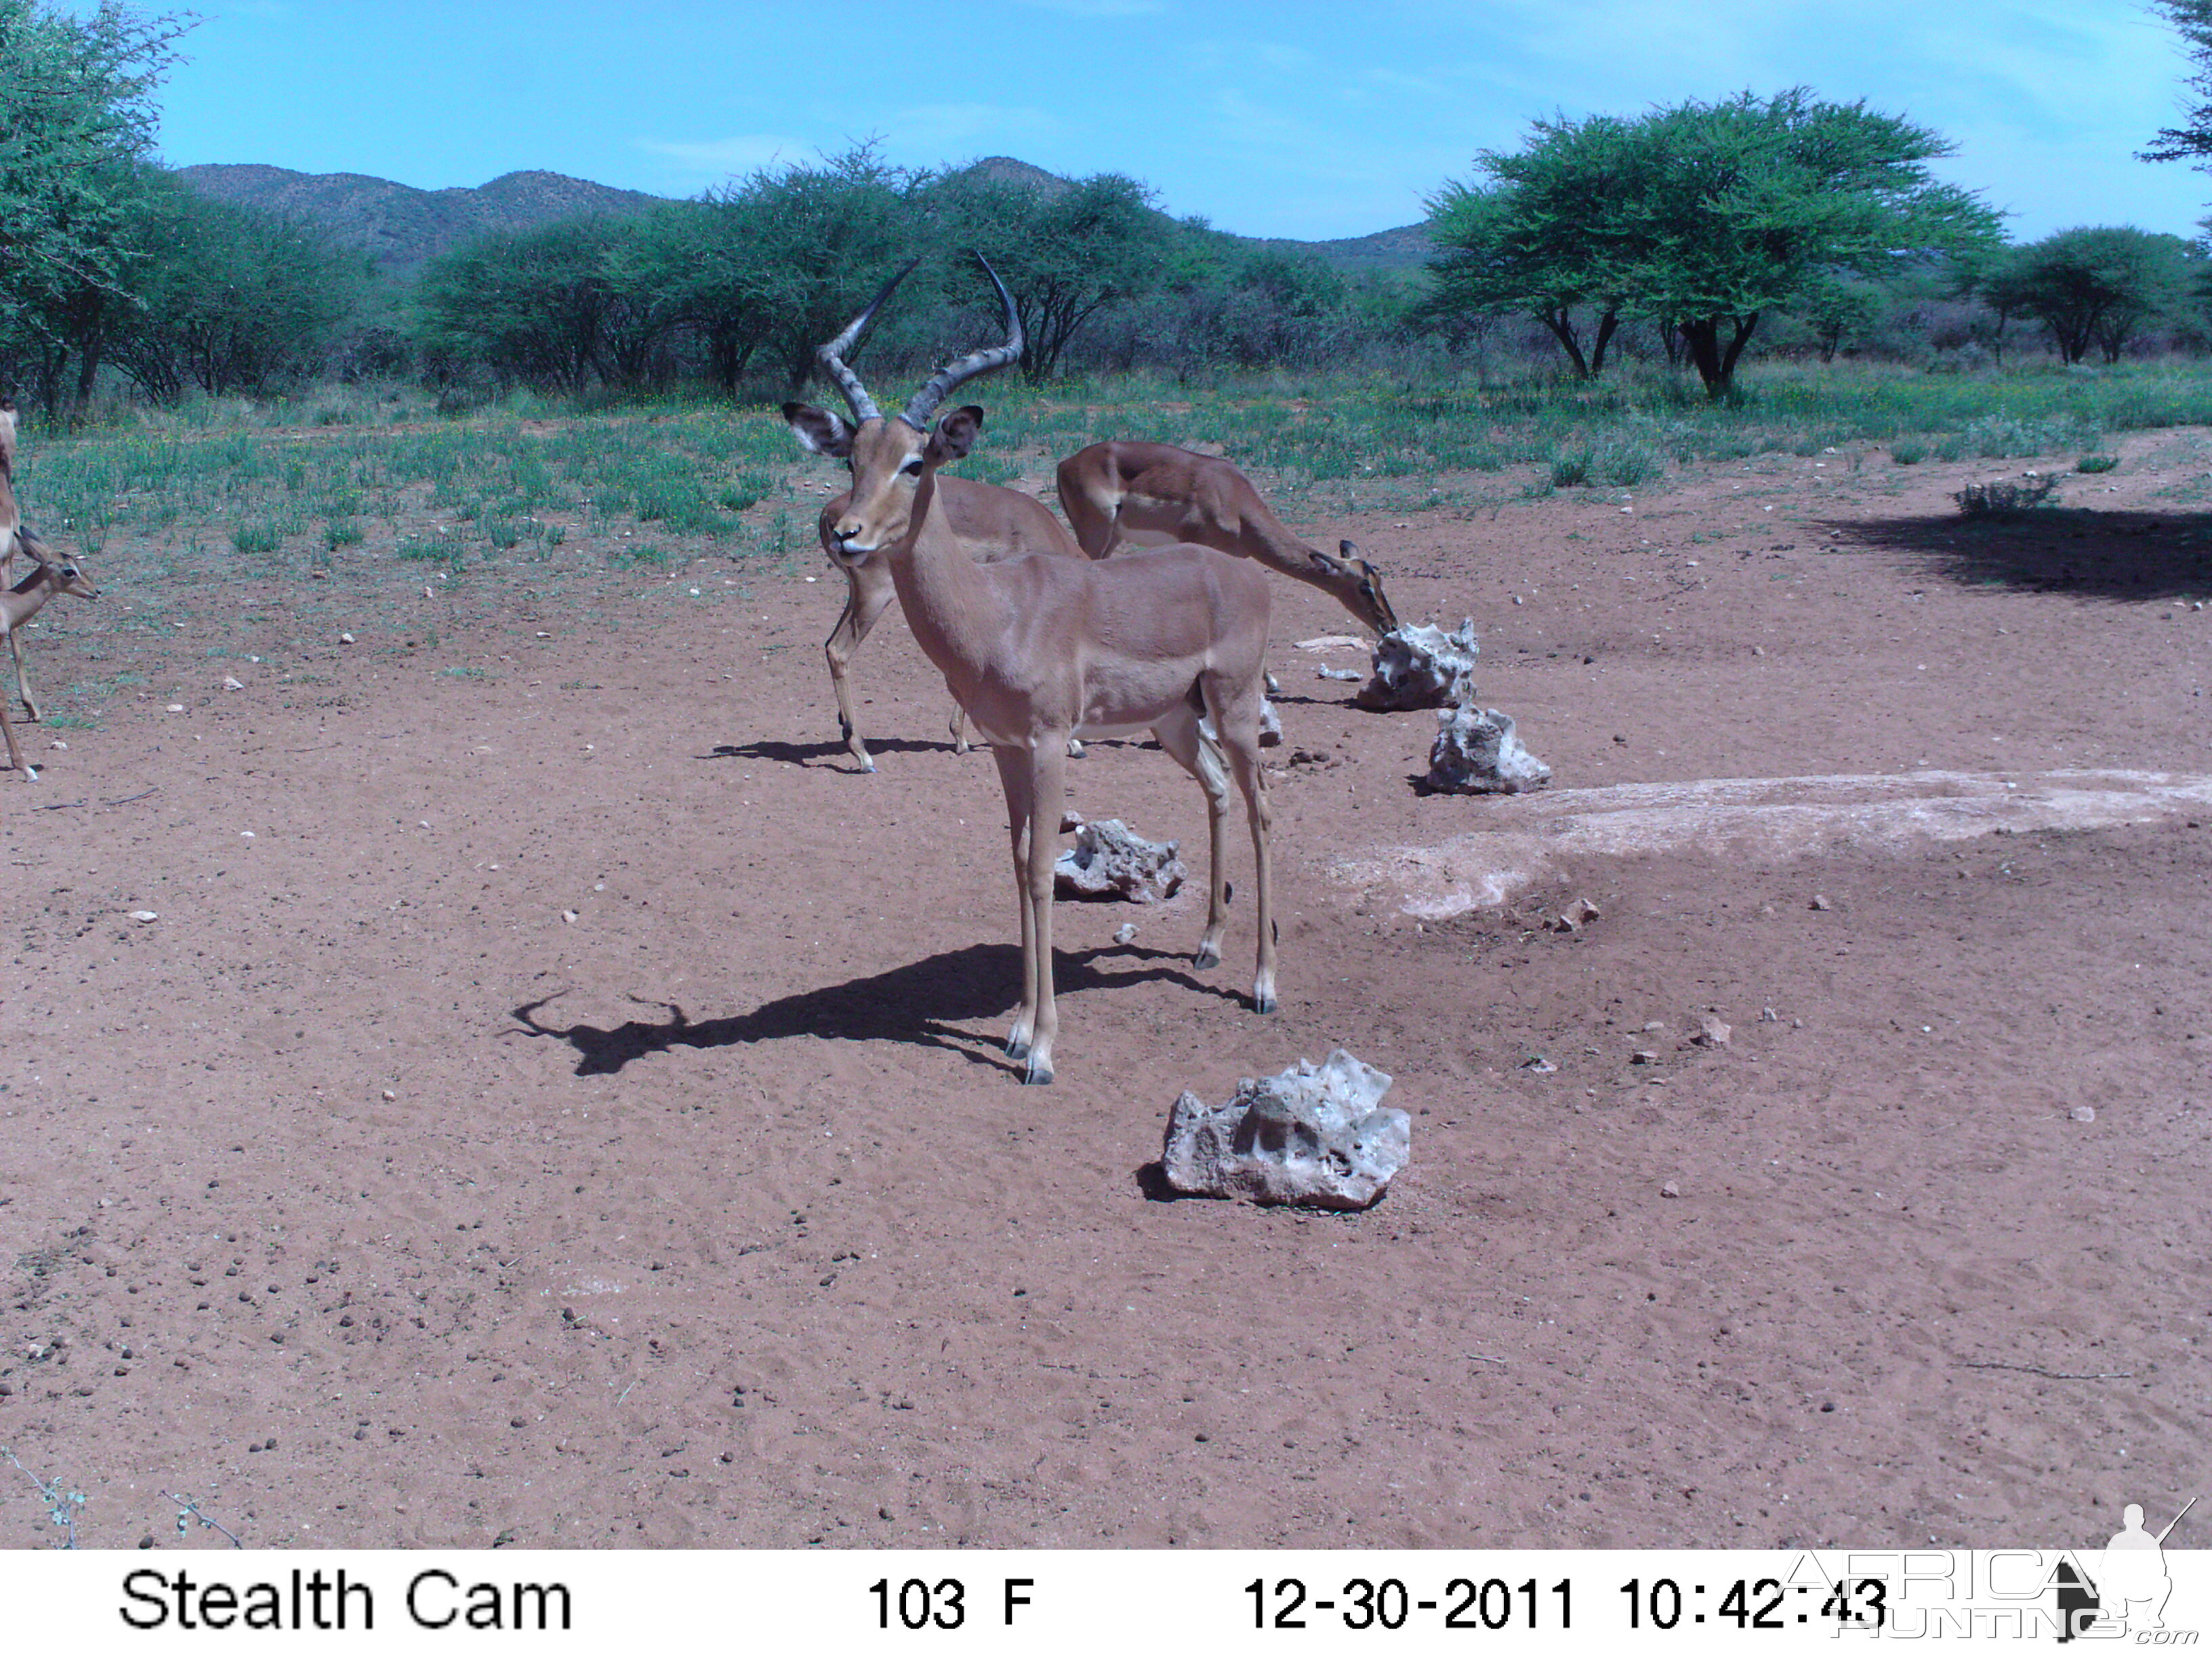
<box><xmin>7</xmin><ymin>359</ymin><xmax>2207</xmax><ymax>677</ymax></box>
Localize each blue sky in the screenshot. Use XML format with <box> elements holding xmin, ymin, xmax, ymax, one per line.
<box><xmin>129</xmin><ymin>0</ymin><xmax>2208</xmax><ymax>243</ymax></box>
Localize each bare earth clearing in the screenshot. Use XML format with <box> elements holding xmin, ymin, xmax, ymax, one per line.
<box><xmin>3</xmin><ymin>430</ymin><xmax>2209</xmax><ymax>1550</ymax></box>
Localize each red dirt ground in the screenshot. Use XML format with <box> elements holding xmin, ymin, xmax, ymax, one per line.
<box><xmin>3</xmin><ymin>430</ymin><xmax>2209</xmax><ymax>1551</ymax></box>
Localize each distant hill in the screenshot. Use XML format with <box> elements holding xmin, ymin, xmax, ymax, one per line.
<box><xmin>176</xmin><ymin>158</ymin><xmax>1431</xmax><ymax>278</ymax></box>
<box><xmin>173</xmin><ymin>164</ymin><xmax>667</xmax><ymax>273</ymax></box>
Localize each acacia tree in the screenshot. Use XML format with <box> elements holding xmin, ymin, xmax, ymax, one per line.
<box><xmin>924</xmin><ymin>169</ymin><xmax>1160</xmax><ymax>382</ymax></box>
<box><xmin>0</xmin><ymin>0</ymin><xmax>189</xmax><ymax>409</ymax></box>
<box><xmin>714</xmin><ymin>148</ymin><xmax>924</xmax><ymax>393</ymax></box>
<box><xmin>108</xmin><ymin>175</ymin><xmax>365</xmax><ymax>400</ymax></box>
<box><xmin>2144</xmin><ymin>1</ymin><xmax>2212</xmax><ymax>168</ymax></box>
<box><xmin>1981</xmin><ymin>228</ymin><xmax>2196</xmax><ymax>364</ymax></box>
<box><xmin>1423</xmin><ymin>115</ymin><xmax>1643</xmax><ymax>378</ymax></box>
<box><xmin>1427</xmin><ymin>90</ymin><xmax>2001</xmax><ymax>395</ymax></box>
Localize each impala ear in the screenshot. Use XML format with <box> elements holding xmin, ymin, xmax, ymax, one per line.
<box><xmin>928</xmin><ymin>405</ymin><xmax>985</xmax><ymax>464</ymax></box>
<box><xmin>1340</xmin><ymin>538</ymin><xmax>1385</xmax><ymax>576</ymax></box>
<box><xmin>1309</xmin><ymin>548</ymin><xmax>1347</xmax><ymax>576</ymax></box>
<box><xmin>782</xmin><ymin>402</ymin><xmax>855</xmax><ymax>459</ymax></box>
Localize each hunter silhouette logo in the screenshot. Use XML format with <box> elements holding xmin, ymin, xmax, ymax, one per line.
<box><xmin>2056</xmin><ymin>1494</ymin><xmax>2198</xmax><ymax>1641</ymax></box>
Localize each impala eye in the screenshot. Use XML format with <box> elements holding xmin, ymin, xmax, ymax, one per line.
<box><xmin>901</xmin><ymin>458</ymin><xmax>924</xmax><ymax>476</ymax></box>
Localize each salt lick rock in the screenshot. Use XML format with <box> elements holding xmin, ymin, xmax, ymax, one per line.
<box><xmin>1426</xmin><ymin>703</ymin><xmax>1553</xmax><ymax>794</ymax></box>
<box><xmin>1054</xmin><ymin>815</ymin><xmax>1187</xmax><ymax>903</ymax></box>
<box><xmin>1162</xmin><ymin>1050</ymin><xmax>1410</xmax><ymax>1210</ymax></box>
<box><xmin>1356</xmin><ymin>620</ymin><xmax>1479</xmax><ymax>711</ymax></box>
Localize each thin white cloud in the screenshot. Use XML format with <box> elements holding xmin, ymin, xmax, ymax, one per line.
<box><xmin>636</xmin><ymin>134</ymin><xmax>814</xmax><ymax>179</ymax></box>
<box><xmin>880</xmin><ymin>103</ymin><xmax>1060</xmax><ymax>158</ymax></box>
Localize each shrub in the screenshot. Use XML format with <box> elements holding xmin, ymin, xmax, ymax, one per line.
<box><xmin>1890</xmin><ymin>441</ymin><xmax>1926</xmax><ymax>465</ymax></box>
<box><xmin>232</xmin><ymin>520</ymin><xmax>282</xmax><ymax>554</ymax></box>
<box><xmin>1954</xmin><ymin>475</ymin><xmax>2059</xmax><ymax>516</ymax></box>
<box><xmin>1595</xmin><ymin>435</ymin><xmax>1660</xmax><ymax>487</ymax></box>
<box><xmin>323</xmin><ymin>518</ymin><xmax>364</xmax><ymax>550</ymax></box>
<box><xmin>1549</xmin><ymin>446</ymin><xmax>1592</xmax><ymax>487</ymax></box>
<box><xmin>2076</xmin><ymin>453</ymin><xmax>2118</xmax><ymax>474</ymax></box>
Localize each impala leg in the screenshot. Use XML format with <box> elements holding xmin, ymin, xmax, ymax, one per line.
<box><xmin>1019</xmin><ymin>741</ymin><xmax>1067</xmax><ymax>1084</ymax></box>
<box><xmin>825</xmin><ymin>565</ymin><xmax>897</xmax><ymax>773</ymax></box>
<box><xmin>0</xmin><ymin>691</ymin><xmax>26</xmax><ymax>778</ymax></box>
<box><xmin>949</xmin><ymin>697</ymin><xmax>969</xmax><ymax>755</ymax></box>
<box><xmin>9</xmin><ymin>629</ymin><xmax>39</xmax><ymax>723</ymax></box>
<box><xmin>1220</xmin><ymin>731</ymin><xmax>1277</xmax><ymax>1014</ymax></box>
<box><xmin>1152</xmin><ymin>704</ymin><xmax>1232</xmax><ymax>971</ymax></box>
<box><xmin>991</xmin><ymin>743</ymin><xmax>1038</xmax><ymax>1064</ymax></box>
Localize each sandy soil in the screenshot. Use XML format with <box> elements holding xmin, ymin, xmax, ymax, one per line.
<box><xmin>3</xmin><ymin>428</ymin><xmax>2209</xmax><ymax>1551</ymax></box>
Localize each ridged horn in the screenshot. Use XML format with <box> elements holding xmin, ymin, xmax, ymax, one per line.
<box><xmin>816</xmin><ymin>258</ymin><xmax>920</xmax><ymax>424</ymax></box>
<box><xmin>899</xmin><ymin>253</ymin><xmax>1023</xmax><ymax>431</ymax></box>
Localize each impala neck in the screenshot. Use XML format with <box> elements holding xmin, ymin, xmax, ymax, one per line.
<box><xmin>881</xmin><ymin>468</ymin><xmax>1008</xmax><ymax>676</ymax></box>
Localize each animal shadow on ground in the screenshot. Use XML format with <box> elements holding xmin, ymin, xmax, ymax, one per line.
<box><xmin>509</xmin><ymin>943</ymin><xmax>1235</xmax><ymax>1078</ymax></box>
<box><xmin>704</xmin><ymin>737</ymin><xmax>951</xmax><ymax>770</ymax></box>
<box><xmin>1835</xmin><ymin>509</ymin><xmax>2212</xmax><ymax>602</ymax></box>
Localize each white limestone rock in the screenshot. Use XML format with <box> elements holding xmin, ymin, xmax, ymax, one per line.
<box><xmin>1162</xmin><ymin>1050</ymin><xmax>1409</xmax><ymax>1210</ymax></box>
<box><xmin>1356</xmin><ymin>620</ymin><xmax>1479</xmax><ymax>711</ymax></box>
<box><xmin>1427</xmin><ymin>703</ymin><xmax>1552</xmax><ymax>795</ymax></box>
<box><xmin>1054</xmin><ymin>815</ymin><xmax>1187</xmax><ymax>903</ymax></box>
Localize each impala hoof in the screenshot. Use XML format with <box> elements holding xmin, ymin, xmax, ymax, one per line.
<box><xmin>1023</xmin><ymin>1059</ymin><xmax>1054</xmax><ymax>1086</ymax></box>
<box><xmin>1006</xmin><ymin>1036</ymin><xmax>1029</xmax><ymax>1061</ymax></box>
<box><xmin>1193</xmin><ymin>945</ymin><xmax>1221</xmax><ymax>970</ymax></box>
<box><xmin>1253</xmin><ymin>991</ymin><xmax>1277</xmax><ymax>1015</ymax></box>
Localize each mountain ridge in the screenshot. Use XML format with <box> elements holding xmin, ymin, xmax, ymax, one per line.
<box><xmin>174</xmin><ymin>157</ymin><xmax>1431</xmax><ymax>275</ymax></box>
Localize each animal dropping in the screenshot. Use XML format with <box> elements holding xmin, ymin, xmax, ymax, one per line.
<box><xmin>1162</xmin><ymin>1050</ymin><xmax>1409</xmax><ymax>1210</ymax></box>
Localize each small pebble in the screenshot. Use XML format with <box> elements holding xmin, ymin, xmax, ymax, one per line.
<box><xmin>222</xmin><ymin>676</ymin><xmax>244</xmax><ymax>691</ymax></box>
<box><xmin>48</xmin><ymin>739</ymin><xmax>66</xmax><ymax>750</ymax></box>
<box><xmin>340</xmin><ymin>632</ymin><xmax>355</xmax><ymax>644</ymax></box>
<box><xmin>1810</xmin><ymin>894</ymin><xmax>1832</xmax><ymax>911</ymax></box>
<box><xmin>382</xmin><ymin>1088</ymin><xmax>396</xmax><ymax>1101</ymax></box>
<box><xmin>1113</xmin><ymin>923</ymin><xmax>1136</xmax><ymax>945</ymax></box>
<box><xmin>129</xmin><ymin>910</ymin><xmax>158</xmax><ymax>923</ymax></box>
<box><xmin>2070</xmin><ymin>1105</ymin><xmax>2096</xmax><ymax>1123</ymax></box>
<box><xmin>166</xmin><ymin>703</ymin><xmax>184</xmax><ymax>713</ymax></box>
<box><xmin>1660</xmin><ymin>1181</ymin><xmax>1681</xmax><ymax>1198</ymax></box>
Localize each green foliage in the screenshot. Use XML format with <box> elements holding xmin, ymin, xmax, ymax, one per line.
<box><xmin>109</xmin><ymin>174</ymin><xmax>366</xmax><ymax>401</ymax></box>
<box><xmin>1794</xmin><ymin>273</ymin><xmax>1883</xmax><ymax>363</ymax></box>
<box><xmin>695</xmin><ymin>145</ymin><xmax>924</xmax><ymax>394</ymax></box>
<box><xmin>2077</xmin><ymin>453</ymin><xmax>2119</xmax><ymax>472</ymax></box>
<box><xmin>1890</xmin><ymin>440</ymin><xmax>1926</xmax><ymax>464</ymax></box>
<box><xmin>0</xmin><ymin>1</ymin><xmax>190</xmax><ymax>413</ymax></box>
<box><xmin>1978</xmin><ymin>228</ymin><xmax>2198</xmax><ymax>365</ymax></box>
<box><xmin>417</xmin><ymin>217</ymin><xmax>674</xmax><ymax>392</ymax></box>
<box><xmin>1962</xmin><ymin>411</ymin><xmax>2103</xmax><ymax>457</ymax></box>
<box><xmin>1425</xmin><ymin>89</ymin><xmax>2002</xmax><ymax>396</ymax></box>
<box><xmin>2143</xmin><ymin>1</ymin><xmax>2212</xmax><ymax>167</ymax></box>
<box><xmin>924</xmin><ymin>169</ymin><xmax>1162</xmax><ymax>382</ymax></box>
<box><xmin>231</xmin><ymin>518</ymin><xmax>281</xmax><ymax>554</ymax></box>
